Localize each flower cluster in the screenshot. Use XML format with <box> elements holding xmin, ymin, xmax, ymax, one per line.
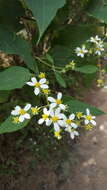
<box><xmin>88</xmin><ymin>35</ymin><xmax>104</xmax><ymax>56</ymax></box>
<box><xmin>60</xmin><ymin>35</ymin><xmax>105</xmax><ymax>76</ymax></box>
<box><xmin>11</xmin><ymin>73</ymin><xmax>96</xmax><ymax>140</ymax></box>
<box><xmin>75</xmin><ymin>35</ymin><xmax>104</xmax><ymax>58</ymax></box>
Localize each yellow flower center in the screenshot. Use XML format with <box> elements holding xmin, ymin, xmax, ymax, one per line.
<box><xmin>38</xmin><ymin>73</ymin><xmax>45</xmax><ymax>79</ymax></box>
<box><xmin>52</xmin><ymin>116</ymin><xmax>58</xmax><ymax>123</ymax></box>
<box><xmin>66</xmin><ymin>119</ymin><xmax>71</xmax><ymax>125</ymax></box>
<box><xmin>86</xmin><ymin>115</ymin><xmax>92</xmax><ymax>121</ymax></box>
<box><xmin>85</xmin><ymin>124</ymin><xmax>93</xmax><ymax>131</ymax></box>
<box><xmin>13</xmin><ymin>117</ymin><xmax>19</xmax><ymax>123</ymax></box>
<box><xmin>31</xmin><ymin>107</ymin><xmax>39</xmax><ymax>115</ymax></box>
<box><xmin>54</xmin><ymin>131</ymin><xmax>61</xmax><ymax>139</ymax></box>
<box><xmin>42</xmin><ymin>114</ymin><xmax>48</xmax><ymax>120</ymax></box>
<box><xmin>42</xmin><ymin>89</ymin><xmax>49</xmax><ymax>94</ymax></box>
<box><xmin>76</xmin><ymin>112</ymin><xmax>83</xmax><ymax>119</ymax></box>
<box><xmin>80</xmin><ymin>50</ymin><xmax>84</xmax><ymax>54</ymax></box>
<box><xmin>96</xmin><ymin>47</ymin><xmax>101</xmax><ymax>51</ymax></box>
<box><xmin>46</xmin><ymin>80</ymin><xmax>49</xmax><ymax>85</ymax></box>
<box><xmin>19</xmin><ymin>109</ymin><xmax>25</xmax><ymax>115</ymax></box>
<box><xmin>97</xmin><ymin>79</ymin><xmax>104</xmax><ymax>85</ymax></box>
<box><xmin>56</xmin><ymin>99</ymin><xmax>61</xmax><ymax>105</ymax></box>
<box><xmin>34</xmin><ymin>82</ymin><xmax>40</xmax><ymax>87</ymax></box>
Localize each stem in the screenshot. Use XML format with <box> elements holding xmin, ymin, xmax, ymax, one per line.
<box><xmin>35</xmin><ymin>56</ymin><xmax>63</xmax><ymax>71</ymax></box>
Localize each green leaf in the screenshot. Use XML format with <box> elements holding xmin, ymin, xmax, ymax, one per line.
<box><xmin>0</xmin><ymin>66</ymin><xmax>31</xmax><ymax>90</ymax></box>
<box><xmin>0</xmin><ymin>116</ymin><xmax>30</xmax><ymax>134</ymax></box>
<box><xmin>26</xmin><ymin>0</ymin><xmax>65</xmax><ymax>40</ymax></box>
<box><xmin>0</xmin><ymin>91</ymin><xmax>10</xmax><ymax>103</ymax></box>
<box><xmin>75</xmin><ymin>65</ymin><xmax>98</xmax><ymax>74</ymax></box>
<box><xmin>49</xmin><ymin>45</ymin><xmax>71</xmax><ymax>67</ymax></box>
<box><xmin>0</xmin><ymin>28</ymin><xmax>38</xmax><ymax>72</ymax></box>
<box><xmin>87</xmin><ymin>0</ymin><xmax>107</xmax><ymax>23</ymax></box>
<box><xmin>55</xmin><ymin>72</ymin><xmax>67</xmax><ymax>88</ymax></box>
<box><xmin>64</xmin><ymin>98</ymin><xmax>104</xmax><ymax>116</ymax></box>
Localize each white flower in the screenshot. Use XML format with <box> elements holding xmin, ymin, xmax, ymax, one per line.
<box><xmin>27</xmin><ymin>77</ymin><xmax>49</xmax><ymax>95</ymax></box>
<box><xmin>38</xmin><ymin>108</ymin><xmax>51</xmax><ymax>126</ymax></box>
<box><xmin>84</xmin><ymin>108</ymin><xmax>96</xmax><ymax>126</ymax></box>
<box><xmin>94</xmin><ymin>43</ymin><xmax>104</xmax><ymax>56</ymax></box>
<box><xmin>11</xmin><ymin>104</ymin><xmax>31</xmax><ymax>122</ymax></box>
<box><xmin>48</xmin><ymin>92</ymin><xmax>66</xmax><ymax>110</ymax></box>
<box><xmin>89</xmin><ymin>35</ymin><xmax>101</xmax><ymax>44</ymax></box>
<box><xmin>63</xmin><ymin>114</ymin><xmax>78</xmax><ymax>128</ymax></box>
<box><xmin>75</xmin><ymin>45</ymin><xmax>88</xmax><ymax>58</ymax></box>
<box><xmin>49</xmin><ymin>108</ymin><xmax>65</xmax><ymax>131</ymax></box>
<box><xmin>65</xmin><ymin>126</ymin><xmax>79</xmax><ymax>139</ymax></box>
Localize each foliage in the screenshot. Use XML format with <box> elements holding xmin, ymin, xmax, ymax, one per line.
<box><xmin>0</xmin><ymin>0</ymin><xmax>106</xmax><ymax>141</ymax></box>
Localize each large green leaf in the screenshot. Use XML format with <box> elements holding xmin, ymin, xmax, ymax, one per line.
<box><xmin>0</xmin><ymin>28</ymin><xmax>38</xmax><ymax>72</ymax></box>
<box><xmin>0</xmin><ymin>116</ymin><xmax>30</xmax><ymax>134</ymax></box>
<box><xmin>0</xmin><ymin>66</ymin><xmax>31</xmax><ymax>90</ymax></box>
<box><xmin>75</xmin><ymin>65</ymin><xmax>98</xmax><ymax>74</ymax></box>
<box><xmin>87</xmin><ymin>0</ymin><xmax>107</xmax><ymax>23</ymax></box>
<box><xmin>25</xmin><ymin>0</ymin><xmax>65</xmax><ymax>40</ymax></box>
<box><xmin>64</xmin><ymin>98</ymin><xmax>104</xmax><ymax>116</ymax></box>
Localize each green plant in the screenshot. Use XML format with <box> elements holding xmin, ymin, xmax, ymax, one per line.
<box><xmin>0</xmin><ymin>0</ymin><xmax>106</xmax><ymax>140</ymax></box>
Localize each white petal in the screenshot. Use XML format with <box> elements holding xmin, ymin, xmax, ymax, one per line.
<box><xmin>59</xmin><ymin>104</ymin><xmax>65</xmax><ymax>110</ymax></box>
<box><xmin>38</xmin><ymin>118</ymin><xmax>44</xmax><ymax>124</ymax></box>
<box><xmin>19</xmin><ymin>115</ymin><xmax>25</xmax><ymax>122</ymax></box>
<box><xmin>24</xmin><ymin>113</ymin><xmax>30</xmax><ymax>119</ymax></box>
<box><xmin>69</xmin><ymin>114</ymin><xmax>75</xmax><ymax>120</ymax></box>
<box><xmin>11</xmin><ymin>110</ymin><xmax>19</xmax><ymax>116</ymax></box>
<box><xmin>54</xmin><ymin>123</ymin><xmax>60</xmax><ymax>131</ymax></box>
<box><xmin>55</xmin><ymin>108</ymin><xmax>61</xmax><ymax>115</ymax></box>
<box><xmin>43</xmin><ymin>108</ymin><xmax>49</xmax><ymax>115</ymax></box>
<box><xmin>104</xmin><ymin>85</ymin><xmax>107</xmax><ymax>89</ymax></box>
<box><xmin>58</xmin><ymin>120</ymin><xmax>64</xmax><ymax>127</ymax></box>
<box><xmin>50</xmin><ymin>103</ymin><xmax>57</xmax><ymax>109</ymax></box>
<box><xmin>92</xmin><ymin>116</ymin><xmax>96</xmax><ymax>119</ymax></box>
<box><xmin>24</xmin><ymin>104</ymin><xmax>31</xmax><ymax>111</ymax></box>
<box><xmin>31</xmin><ymin>77</ymin><xmax>37</xmax><ymax>83</ymax></box>
<box><xmin>71</xmin><ymin>123</ymin><xmax>78</xmax><ymax>129</ymax></box>
<box><xmin>26</xmin><ymin>82</ymin><xmax>34</xmax><ymax>86</ymax></box>
<box><xmin>91</xmin><ymin>120</ymin><xmax>96</xmax><ymax>126</ymax></box>
<box><xmin>57</xmin><ymin>92</ymin><xmax>62</xmax><ymax>100</ymax></box>
<box><xmin>80</xmin><ymin>54</ymin><xmax>84</xmax><ymax>58</ymax></box>
<box><xmin>76</xmin><ymin>47</ymin><xmax>80</xmax><ymax>51</ymax></box>
<box><xmin>34</xmin><ymin>88</ymin><xmax>40</xmax><ymax>95</ymax></box>
<box><xmin>46</xmin><ymin>119</ymin><xmax>52</xmax><ymax>126</ymax></box>
<box><xmin>85</xmin><ymin>119</ymin><xmax>89</xmax><ymax>125</ymax></box>
<box><xmin>48</xmin><ymin>97</ymin><xmax>55</xmax><ymax>103</ymax></box>
<box><xmin>86</xmin><ymin>108</ymin><xmax>90</xmax><ymax>115</ymax></box>
<box><xmin>41</xmin><ymin>84</ymin><xmax>49</xmax><ymax>89</ymax></box>
<box><xmin>39</xmin><ymin>78</ymin><xmax>46</xmax><ymax>84</ymax></box>
<box><xmin>58</xmin><ymin>114</ymin><xmax>66</xmax><ymax>120</ymax></box>
<box><xmin>74</xmin><ymin>131</ymin><xmax>79</xmax><ymax>136</ymax></box>
<box><xmin>50</xmin><ymin>109</ymin><xmax>54</xmax><ymax>117</ymax></box>
<box><xmin>70</xmin><ymin>132</ymin><xmax>75</xmax><ymax>139</ymax></box>
<box><xmin>15</xmin><ymin>106</ymin><xmax>21</xmax><ymax>111</ymax></box>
